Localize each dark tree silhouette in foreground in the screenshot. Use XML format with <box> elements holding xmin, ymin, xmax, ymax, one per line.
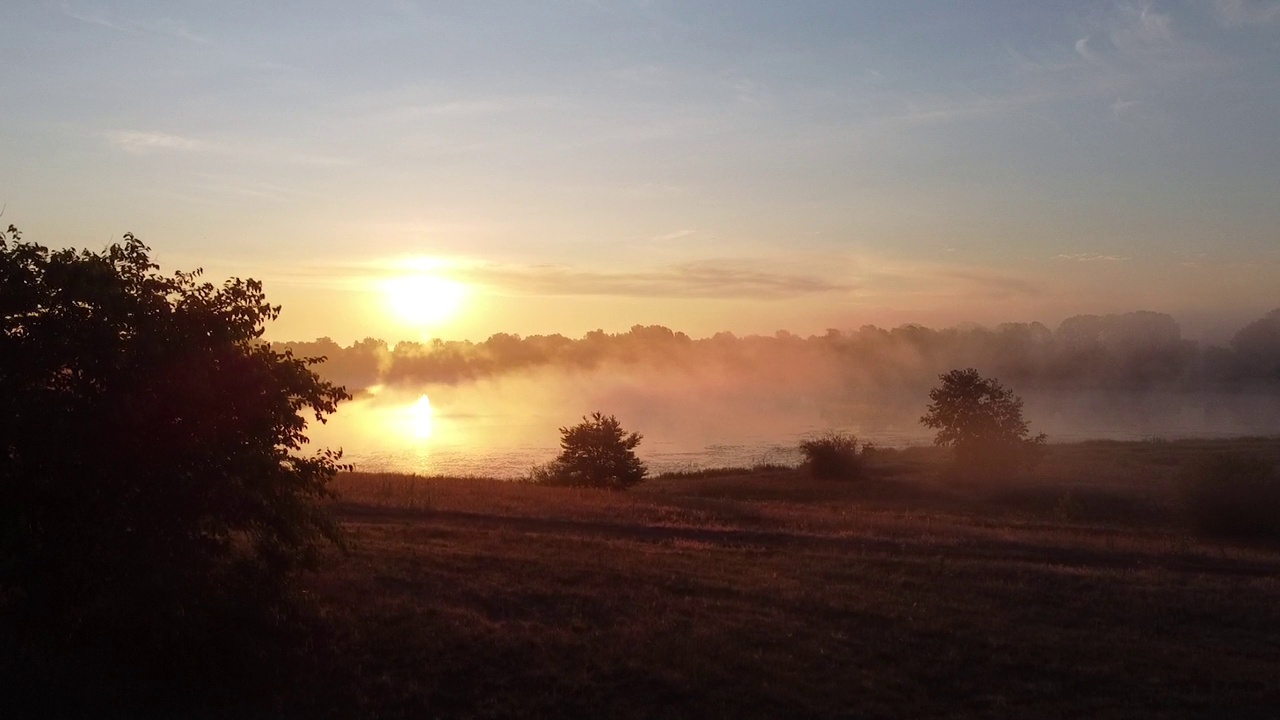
<box><xmin>0</xmin><ymin>226</ymin><xmax>350</xmax><ymax>704</ymax></box>
<box><xmin>920</xmin><ymin>368</ymin><xmax>1046</xmax><ymax>477</ymax></box>
<box><xmin>539</xmin><ymin>412</ymin><xmax>647</xmax><ymax>489</ymax></box>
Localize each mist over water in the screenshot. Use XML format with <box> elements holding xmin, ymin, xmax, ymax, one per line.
<box><xmin>292</xmin><ymin>310</ymin><xmax>1280</xmax><ymax>477</ymax></box>
<box><xmin>307</xmin><ymin>372</ymin><xmax>1280</xmax><ymax>479</ymax></box>
<box><xmin>308</xmin><ymin>368</ymin><xmax>834</xmax><ymax>478</ymax></box>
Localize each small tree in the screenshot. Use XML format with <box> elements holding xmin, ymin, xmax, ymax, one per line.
<box><xmin>540</xmin><ymin>412</ymin><xmax>647</xmax><ymax>490</ymax></box>
<box><xmin>920</xmin><ymin>368</ymin><xmax>1046</xmax><ymax>477</ymax></box>
<box><xmin>0</xmin><ymin>226</ymin><xmax>349</xmax><ymax>701</ymax></box>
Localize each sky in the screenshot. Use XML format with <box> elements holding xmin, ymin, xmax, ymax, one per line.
<box><xmin>4</xmin><ymin>0</ymin><xmax>1279</xmax><ymax>344</ymax></box>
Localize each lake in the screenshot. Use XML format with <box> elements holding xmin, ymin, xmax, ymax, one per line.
<box><xmin>304</xmin><ymin>383</ymin><xmax>1280</xmax><ymax>478</ymax></box>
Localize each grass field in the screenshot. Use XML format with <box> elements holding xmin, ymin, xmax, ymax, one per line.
<box><xmin>277</xmin><ymin>438</ymin><xmax>1280</xmax><ymax>718</ymax></box>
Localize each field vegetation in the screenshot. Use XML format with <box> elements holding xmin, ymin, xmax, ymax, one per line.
<box><xmin>258</xmin><ymin>437</ymin><xmax>1278</xmax><ymax>718</ymax></box>
<box><xmin>9</xmin><ymin>231</ymin><xmax>1280</xmax><ymax>719</ymax></box>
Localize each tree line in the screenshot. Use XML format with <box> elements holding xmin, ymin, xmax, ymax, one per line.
<box><xmin>277</xmin><ymin>309</ymin><xmax>1280</xmax><ymax>393</ymax></box>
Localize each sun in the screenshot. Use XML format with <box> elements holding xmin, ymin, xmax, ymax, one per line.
<box><xmin>383</xmin><ymin>274</ymin><xmax>466</xmax><ymax>327</ymax></box>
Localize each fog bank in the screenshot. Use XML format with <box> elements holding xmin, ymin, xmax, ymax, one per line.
<box><xmin>289</xmin><ymin>310</ymin><xmax>1280</xmax><ymax>476</ymax></box>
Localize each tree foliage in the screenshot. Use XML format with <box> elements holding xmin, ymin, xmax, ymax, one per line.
<box><xmin>920</xmin><ymin>368</ymin><xmax>1046</xmax><ymax>476</ymax></box>
<box><xmin>539</xmin><ymin>412</ymin><xmax>647</xmax><ymax>489</ymax></box>
<box><xmin>1230</xmin><ymin>309</ymin><xmax>1280</xmax><ymax>380</ymax></box>
<box><xmin>798</xmin><ymin>431</ymin><xmax>868</xmax><ymax>480</ymax></box>
<box><xmin>0</xmin><ymin>226</ymin><xmax>350</xmax><ymax>697</ymax></box>
<box><xmin>275</xmin><ymin>309</ymin><xmax>1265</xmax><ymax>394</ymax></box>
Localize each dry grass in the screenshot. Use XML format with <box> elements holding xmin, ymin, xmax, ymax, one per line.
<box><xmin>283</xmin><ymin>438</ymin><xmax>1280</xmax><ymax>718</ymax></box>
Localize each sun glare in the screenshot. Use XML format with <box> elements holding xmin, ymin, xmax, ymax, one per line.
<box><xmin>410</xmin><ymin>393</ymin><xmax>434</xmax><ymax>439</ymax></box>
<box><xmin>383</xmin><ymin>274</ymin><xmax>466</xmax><ymax>327</ymax></box>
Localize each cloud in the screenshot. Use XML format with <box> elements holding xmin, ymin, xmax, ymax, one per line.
<box><xmin>1210</xmin><ymin>0</ymin><xmax>1280</xmax><ymax>26</ymax></box>
<box><xmin>1110</xmin><ymin>98</ymin><xmax>1140</xmax><ymax>117</ymax></box>
<box><xmin>648</xmin><ymin>229</ymin><xmax>696</xmax><ymax>243</ymax></box>
<box><xmin>101</xmin><ymin>129</ymin><xmax>355</xmax><ymax>167</ymax></box>
<box><xmin>458</xmin><ymin>260</ymin><xmax>854</xmax><ymax>299</ymax></box>
<box><xmin>337</xmin><ymin>82</ymin><xmax>559</xmax><ymax>116</ymax></box>
<box><xmin>1075</xmin><ymin>36</ymin><xmax>1103</xmax><ymax>64</ymax></box>
<box><xmin>250</xmin><ymin>255</ymin><xmax>855</xmax><ymax>300</ymax></box>
<box><xmin>850</xmin><ymin>260</ymin><xmax>1045</xmax><ymax>304</ymax></box>
<box><xmin>881</xmin><ymin>92</ymin><xmax>1056</xmax><ymax>126</ymax></box>
<box><xmin>388</xmin><ymin>98</ymin><xmax>525</xmax><ymax>120</ymax></box>
<box><xmin>940</xmin><ymin>270</ymin><xmax>1044</xmax><ymax>299</ymax></box>
<box><xmin>104</xmin><ymin>131</ymin><xmax>204</xmax><ymax>154</ymax></box>
<box><xmin>1114</xmin><ymin>0</ymin><xmax>1176</xmax><ymax>50</ymax></box>
<box><xmin>1054</xmin><ymin>253</ymin><xmax>1128</xmax><ymax>262</ymax></box>
<box><xmin>1074</xmin><ymin>1</ymin><xmax>1189</xmax><ymax>67</ymax></box>
<box><xmin>1050</xmin><ymin>1</ymin><xmax>1230</xmax><ymax>118</ymax></box>
<box><xmin>188</xmin><ymin>174</ymin><xmax>300</xmax><ymax>202</ymax></box>
<box><xmin>60</xmin><ymin>3</ymin><xmax>215</xmax><ymax>45</ymax></box>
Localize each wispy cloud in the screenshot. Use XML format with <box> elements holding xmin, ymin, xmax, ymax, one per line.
<box><xmin>648</xmin><ymin>229</ymin><xmax>696</xmax><ymax>243</ymax></box>
<box><xmin>1123</xmin><ymin>0</ymin><xmax>1176</xmax><ymax>45</ymax></box>
<box><xmin>248</xmin><ymin>255</ymin><xmax>855</xmax><ymax>299</ymax></box>
<box><xmin>188</xmin><ymin>174</ymin><xmax>300</xmax><ymax>202</ymax></box>
<box><xmin>104</xmin><ymin>130</ymin><xmax>204</xmax><ymax>154</ymax></box>
<box><xmin>940</xmin><ymin>270</ymin><xmax>1044</xmax><ymax>299</ymax></box>
<box><xmin>381</xmin><ymin>98</ymin><xmax>529</xmax><ymax>121</ymax></box>
<box><xmin>1075</xmin><ymin>36</ymin><xmax>1103</xmax><ymax>65</ymax></box>
<box><xmin>1054</xmin><ymin>252</ymin><xmax>1128</xmax><ymax>262</ymax></box>
<box><xmin>60</xmin><ymin>2</ymin><xmax>215</xmax><ymax>45</ymax></box>
<box><xmin>1041</xmin><ymin>1</ymin><xmax>1237</xmax><ymax>122</ymax></box>
<box><xmin>1088</xmin><ymin>1</ymin><xmax>1217</xmax><ymax>70</ymax></box>
<box><xmin>1109</xmin><ymin>98</ymin><xmax>1141</xmax><ymax>117</ymax></box>
<box><xmin>1209</xmin><ymin>0</ymin><xmax>1280</xmax><ymax>26</ymax></box>
<box><xmin>102</xmin><ymin>129</ymin><xmax>355</xmax><ymax>168</ymax></box>
<box><xmin>845</xmin><ymin>259</ymin><xmax>1045</xmax><ymax>303</ymax></box>
<box><xmin>880</xmin><ymin>92</ymin><xmax>1058</xmax><ymax>126</ymax></box>
<box><xmin>458</xmin><ymin>260</ymin><xmax>853</xmax><ymax>299</ymax></box>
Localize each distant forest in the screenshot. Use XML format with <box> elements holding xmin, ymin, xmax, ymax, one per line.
<box><xmin>276</xmin><ymin>309</ymin><xmax>1280</xmax><ymax>396</ymax></box>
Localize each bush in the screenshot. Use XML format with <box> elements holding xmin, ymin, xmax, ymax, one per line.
<box><xmin>799</xmin><ymin>431</ymin><xmax>867</xmax><ymax>480</ymax></box>
<box><xmin>536</xmin><ymin>412</ymin><xmax>647</xmax><ymax>489</ymax></box>
<box><xmin>920</xmin><ymin>368</ymin><xmax>1046</xmax><ymax>478</ymax></box>
<box><xmin>0</xmin><ymin>227</ymin><xmax>349</xmax><ymax>704</ymax></box>
<box><xmin>1181</xmin><ymin>452</ymin><xmax>1280</xmax><ymax>542</ymax></box>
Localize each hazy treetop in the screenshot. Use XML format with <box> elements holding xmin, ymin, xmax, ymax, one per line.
<box><xmin>277</xmin><ymin>309</ymin><xmax>1280</xmax><ymax>393</ymax></box>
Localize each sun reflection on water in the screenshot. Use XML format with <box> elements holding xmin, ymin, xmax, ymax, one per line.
<box><xmin>410</xmin><ymin>393</ymin><xmax>433</xmax><ymax>439</ymax></box>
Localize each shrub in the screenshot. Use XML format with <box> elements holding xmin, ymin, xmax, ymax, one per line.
<box><xmin>0</xmin><ymin>227</ymin><xmax>349</xmax><ymax>704</ymax></box>
<box><xmin>524</xmin><ymin>460</ymin><xmax>563</xmax><ymax>486</ymax></box>
<box><xmin>920</xmin><ymin>368</ymin><xmax>1046</xmax><ymax>478</ymax></box>
<box><xmin>536</xmin><ymin>412</ymin><xmax>647</xmax><ymax>489</ymax></box>
<box><xmin>1181</xmin><ymin>452</ymin><xmax>1280</xmax><ymax>542</ymax></box>
<box><xmin>799</xmin><ymin>431</ymin><xmax>867</xmax><ymax>480</ymax></box>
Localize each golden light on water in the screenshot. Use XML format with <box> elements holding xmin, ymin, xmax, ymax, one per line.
<box><xmin>410</xmin><ymin>393</ymin><xmax>434</xmax><ymax>439</ymax></box>
<box><xmin>383</xmin><ymin>273</ymin><xmax>466</xmax><ymax>328</ymax></box>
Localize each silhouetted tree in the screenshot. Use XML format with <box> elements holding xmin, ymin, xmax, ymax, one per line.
<box><xmin>539</xmin><ymin>412</ymin><xmax>647</xmax><ymax>489</ymax></box>
<box><xmin>1231</xmin><ymin>308</ymin><xmax>1280</xmax><ymax>380</ymax></box>
<box><xmin>920</xmin><ymin>368</ymin><xmax>1046</xmax><ymax>477</ymax></box>
<box><xmin>273</xmin><ymin>311</ymin><xmax>1280</xmax><ymax>395</ymax></box>
<box><xmin>0</xmin><ymin>226</ymin><xmax>350</xmax><ymax>704</ymax></box>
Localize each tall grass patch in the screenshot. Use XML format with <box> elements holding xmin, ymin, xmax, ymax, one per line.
<box><xmin>798</xmin><ymin>431</ymin><xmax>869</xmax><ymax>481</ymax></box>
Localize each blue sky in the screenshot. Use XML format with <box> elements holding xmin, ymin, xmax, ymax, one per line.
<box><xmin>4</xmin><ymin>1</ymin><xmax>1278</xmax><ymax>342</ymax></box>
